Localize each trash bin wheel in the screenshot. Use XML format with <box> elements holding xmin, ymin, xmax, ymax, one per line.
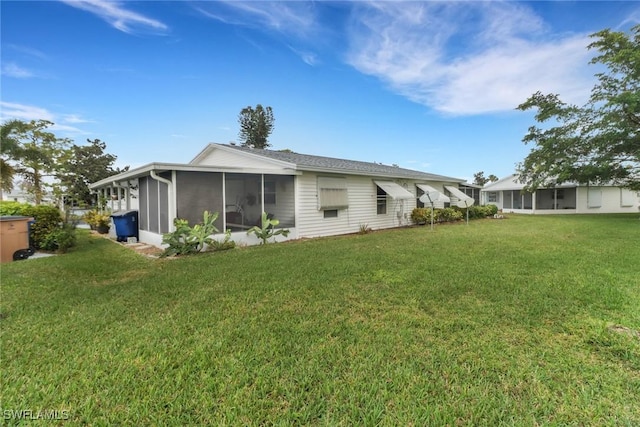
<box><xmin>13</xmin><ymin>249</ymin><xmax>31</xmax><ymax>261</ymax></box>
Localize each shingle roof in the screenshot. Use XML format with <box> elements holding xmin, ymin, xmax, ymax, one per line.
<box><xmin>220</xmin><ymin>144</ymin><xmax>463</xmax><ymax>182</ymax></box>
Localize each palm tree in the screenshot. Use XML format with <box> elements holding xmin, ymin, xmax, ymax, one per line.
<box><xmin>0</xmin><ymin>119</ymin><xmax>24</xmax><ymax>197</ymax></box>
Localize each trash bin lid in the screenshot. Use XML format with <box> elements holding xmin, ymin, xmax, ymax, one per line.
<box><xmin>110</xmin><ymin>210</ymin><xmax>138</xmax><ymax>217</ymax></box>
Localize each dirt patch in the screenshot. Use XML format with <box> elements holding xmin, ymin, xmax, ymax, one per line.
<box><xmin>609</xmin><ymin>325</ymin><xmax>640</xmax><ymax>340</ymax></box>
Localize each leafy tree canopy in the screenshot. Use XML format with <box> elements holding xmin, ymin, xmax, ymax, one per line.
<box><xmin>238</xmin><ymin>104</ymin><xmax>275</xmax><ymax>149</ymax></box>
<box><xmin>60</xmin><ymin>139</ymin><xmax>128</xmax><ymax>207</ymax></box>
<box><xmin>517</xmin><ymin>25</ymin><xmax>640</xmax><ymax>191</ymax></box>
<box><xmin>2</xmin><ymin>120</ymin><xmax>72</xmax><ymax>204</ymax></box>
<box><xmin>473</xmin><ymin>171</ymin><xmax>499</xmax><ymax>186</ymax></box>
<box><xmin>1</xmin><ymin>120</ymin><xmax>124</xmax><ymax>206</ymax></box>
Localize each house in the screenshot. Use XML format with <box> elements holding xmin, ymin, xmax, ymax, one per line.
<box><xmin>481</xmin><ymin>174</ymin><xmax>640</xmax><ymax>214</ymax></box>
<box><xmin>89</xmin><ymin>143</ymin><xmax>468</xmax><ymax>247</ymax></box>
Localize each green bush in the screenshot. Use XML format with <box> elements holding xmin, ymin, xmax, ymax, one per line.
<box><xmin>0</xmin><ymin>201</ymin><xmax>76</xmax><ymax>251</ymax></box>
<box><xmin>247</xmin><ymin>212</ymin><xmax>290</xmax><ymax>244</ymax></box>
<box><xmin>21</xmin><ymin>205</ymin><xmax>63</xmax><ymax>250</ymax></box>
<box><xmin>40</xmin><ymin>223</ymin><xmax>77</xmax><ymax>253</ymax></box>
<box><xmin>440</xmin><ymin>207</ymin><xmax>463</xmax><ymax>222</ymax></box>
<box><xmin>412</xmin><ymin>204</ymin><xmax>500</xmax><ymax>226</ymax></box>
<box><xmin>485</xmin><ymin>204</ymin><xmax>499</xmax><ymax>215</ymax></box>
<box><xmin>410</xmin><ymin>208</ymin><xmax>430</xmax><ymax>224</ymax></box>
<box><xmin>0</xmin><ymin>201</ymin><xmax>29</xmax><ymax>216</ymax></box>
<box><xmin>162</xmin><ymin>211</ymin><xmax>223</xmax><ymax>257</ymax></box>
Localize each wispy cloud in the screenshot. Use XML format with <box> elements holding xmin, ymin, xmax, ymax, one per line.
<box><xmin>345</xmin><ymin>2</ymin><xmax>595</xmax><ymax>115</ymax></box>
<box><xmin>63</xmin><ymin>114</ymin><xmax>93</xmax><ymax>124</ymax></box>
<box><xmin>1</xmin><ymin>62</ymin><xmax>35</xmax><ymax>79</ymax></box>
<box><xmin>59</xmin><ymin>0</ymin><xmax>168</xmax><ymax>34</ymax></box>
<box><xmin>0</xmin><ymin>102</ymin><xmax>90</xmax><ymax>135</ymax></box>
<box><xmin>0</xmin><ymin>102</ymin><xmax>55</xmax><ymax>122</ymax></box>
<box><xmin>6</xmin><ymin>44</ymin><xmax>48</xmax><ymax>60</ymax></box>
<box><xmin>193</xmin><ymin>1</ymin><xmax>323</xmax><ymax>64</ymax></box>
<box><xmin>288</xmin><ymin>45</ymin><xmax>319</xmax><ymax>66</ymax></box>
<box><xmin>194</xmin><ymin>1</ymin><xmax>318</xmax><ymax>38</ymax></box>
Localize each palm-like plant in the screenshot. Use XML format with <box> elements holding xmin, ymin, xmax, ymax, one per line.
<box><xmin>247</xmin><ymin>212</ymin><xmax>290</xmax><ymax>244</ymax></box>
<box><xmin>0</xmin><ymin>120</ymin><xmax>24</xmax><ymax>195</ymax></box>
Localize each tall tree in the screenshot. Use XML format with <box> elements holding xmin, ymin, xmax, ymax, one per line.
<box><xmin>8</xmin><ymin>120</ymin><xmax>72</xmax><ymax>204</ymax></box>
<box><xmin>238</xmin><ymin>104</ymin><xmax>275</xmax><ymax>149</ymax></box>
<box><xmin>517</xmin><ymin>25</ymin><xmax>640</xmax><ymax>191</ymax></box>
<box><xmin>60</xmin><ymin>139</ymin><xmax>127</xmax><ymax>207</ymax></box>
<box><xmin>473</xmin><ymin>171</ymin><xmax>499</xmax><ymax>186</ymax></box>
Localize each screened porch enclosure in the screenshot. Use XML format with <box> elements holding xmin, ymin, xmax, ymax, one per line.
<box><xmin>138</xmin><ymin>171</ymin><xmax>296</xmax><ymax>235</ymax></box>
<box><xmin>536</xmin><ymin>188</ymin><xmax>576</xmax><ymax>210</ymax></box>
<box><xmin>224</xmin><ymin>173</ymin><xmax>295</xmax><ymax>230</ymax></box>
<box><xmin>500</xmin><ymin>188</ymin><xmax>576</xmax><ymax>211</ymax></box>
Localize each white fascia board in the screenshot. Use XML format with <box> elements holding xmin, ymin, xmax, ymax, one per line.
<box><xmin>89</xmin><ymin>162</ymin><xmax>299</xmax><ymax>189</ymax></box>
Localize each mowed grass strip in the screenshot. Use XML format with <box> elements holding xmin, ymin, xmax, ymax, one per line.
<box><xmin>1</xmin><ymin>214</ymin><xmax>639</xmax><ymax>425</ymax></box>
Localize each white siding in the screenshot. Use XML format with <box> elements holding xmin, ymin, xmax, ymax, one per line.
<box><xmin>295</xmin><ymin>172</ymin><xmax>429</xmax><ymax>238</ymax></box>
<box><xmin>577</xmin><ymin>187</ymin><xmax>640</xmax><ymax>213</ymax></box>
<box><xmin>194</xmin><ymin>148</ymin><xmax>284</xmax><ymax>169</ymax></box>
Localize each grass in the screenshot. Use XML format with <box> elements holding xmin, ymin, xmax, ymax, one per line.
<box><xmin>1</xmin><ymin>214</ymin><xmax>639</xmax><ymax>425</ymax></box>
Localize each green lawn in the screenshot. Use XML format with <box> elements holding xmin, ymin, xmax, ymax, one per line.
<box><xmin>2</xmin><ymin>214</ymin><xmax>639</xmax><ymax>425</ymax></box>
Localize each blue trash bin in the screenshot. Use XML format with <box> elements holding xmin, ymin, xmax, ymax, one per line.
<box><xmin>110</xmin><ymin>210</ymin><xmax>139</xmax><ymax>242</ymax></box>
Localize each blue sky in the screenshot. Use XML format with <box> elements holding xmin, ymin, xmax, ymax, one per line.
<box><xmin>1</xmin><ymin>1</ymin><xmax>638</xmax><ymax>182</ymax></box>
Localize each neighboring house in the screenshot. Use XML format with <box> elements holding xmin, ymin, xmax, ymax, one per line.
<box><xmin>481</xmin><ymin>174</ymin><xmax>640</xmax><ymax>214</ymax></box>
<box><xmin>0</xmin><ymin>188</ymin><xmax>55</xmax><ymax>205</ymax></box>
<box><xmin>89</xmin><ymin>143</ymin><xmax>467</xmax><ymax>247</ymax></box>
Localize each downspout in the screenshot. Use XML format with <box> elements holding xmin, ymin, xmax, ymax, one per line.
<box><xmin>150</xmin><ymin>170</ymin><xmax>175</xmax><ymax>232</ymax></box>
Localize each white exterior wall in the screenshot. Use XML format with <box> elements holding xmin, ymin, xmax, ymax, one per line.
<box><xmin>295</xmin><ymin>172</ymin><xmax>452</xmax><ymax>238</ymax></box>
<box><xmin>576</xmin><ymin>186</ymin><xmax>640</xmax><ymax>213</ymax></box>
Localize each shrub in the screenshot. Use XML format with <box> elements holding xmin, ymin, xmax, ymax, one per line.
<box><xmin>40</xmin><ymin>223</ymin><xmax>77</xmax><ymax>253</ymax></box>
<box><xmin>21</xmin><ymin>205</ymin><xmax>63</xmax><ymax>249</ymax></box>
<box><xmin>0</xmin><ymin>201</ymin><xmax>29</xmax><ymax>216</ymax></box>
<box><xmin>162</xmin><ymin>211</ymin><xmax>220</xmax><ymax>257</ymax></box>
<box><xmin>485</xmin><ymin>204</ymin><xmax>499</xmax><ymax>216</ymax></box>
<box><xmin>411</xmin><ymin>208</ymin><xmax>430</xmax><ymax>225</ymax></box>
<box><xmin>247</xmin><ymin>212</ymin><xmax>290</xmax><ymax>244</ymax></box>
<box><xmin>208</xmin><ymin>229</ymin><xmax>236</xmax><ymax>252</ymax></box>
<box><xmin>0</xmin><ymin>202</ymin><xmax>75</xmax><ymax>251</ymax></box>
<box><xmin>83</xmin><ymin>209</ymin><xmax>111</xmax><ymax>231</ymax></box>
<box><xmin>439</xmin><ymin>207</ymin><xmax>463</xmax><ymax>222</ymax></box>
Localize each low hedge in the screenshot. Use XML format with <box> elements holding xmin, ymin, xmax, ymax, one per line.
<box><xmin>411</xmin><ymin>204</ymin><xmax>498</xmax><ymax>225</ymax></box>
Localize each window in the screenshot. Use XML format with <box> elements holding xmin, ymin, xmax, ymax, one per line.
<box><xmin>416</xmin><ymin>186</ymin><xmax>425</xmax><ymax>208</ymax></box>
<box><xmin>487</xmin><ymin>192</ymin><xmax>497</xmax><ymax>203</ymax></box>
<box><xmin>377</xmin><ymin>185</ymin><xmax>387</xmax><ymax>215</ymax></box>
<box><xmin>323</xmin><ymin>209</ymin><xmax>338</xmax><ymax>218</ymax></box>
<box><xmin>621</xmin><ymin>189</ymin><xmax>635</xmax><ymax>207</ymax></box>
<box><xmin>317</xmin><ymin>177</ymin><xmax>348</xmax><ymax>210</ymax></box>
<box><xmin>588</xmin><ymin>188</ymin><xmax>602</xmax><ymax>208</ymax></box>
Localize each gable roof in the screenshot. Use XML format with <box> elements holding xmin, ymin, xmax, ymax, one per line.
<box><xmin>194</xmin><ymin>143</ymin><xmax>464</xmax><ymax>182</ymax></box>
